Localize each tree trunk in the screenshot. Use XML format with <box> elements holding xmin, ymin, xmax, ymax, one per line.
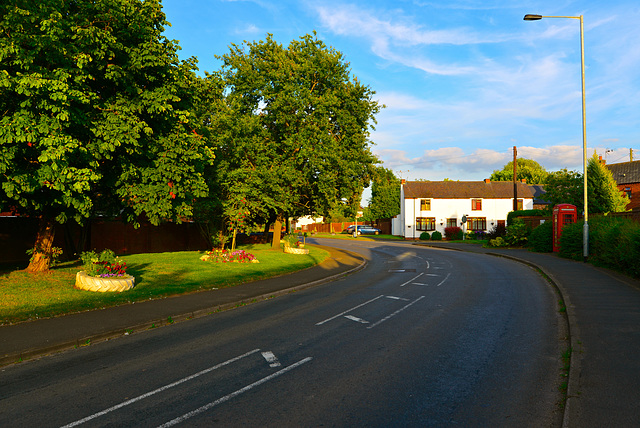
<box><xmin>271</xmin><ymin>216</ymin><xmax>283</xmax><ymax>250</ymax></box>
<box><xmin>25</xmin><ymin>216</ymin><xmax>56</xmax><ymax>273</ymax></box>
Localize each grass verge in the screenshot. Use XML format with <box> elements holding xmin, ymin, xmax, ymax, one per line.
<box><xmin>0</xmin><ymin>244</ymin><xmax>329</xmax><ymax>325</ymax></box>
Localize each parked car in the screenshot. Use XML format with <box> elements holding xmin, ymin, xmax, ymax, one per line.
<box><xmin>346</xmin><ymin>225</ymin><xmax>381</xmax><ymax>235</ymax></box>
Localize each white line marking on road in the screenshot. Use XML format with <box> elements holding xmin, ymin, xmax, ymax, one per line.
<box><xmin>316</xmin><ymin>295</ymin><xmax>384</xmax><ymax>325</ymax></box>
<box><xmin>399</xmin><ymin>272</ymin><xmax>424</xmax><ymax>287</ymax></box>
<box><xmin>435</xmin><ymin>273</ymin><xmax>451</xmax><ymax>287</ymax></box>
<box><xmin>425</xmin><ymin>273</ymin><xmax>440</xmax><ymax>277</ymax></box>
<box><xmin>261</xmin><ymin>351</ymin><xmax>281</xmax><ymax>368</ymax></box>
<box><xmin>367</xmin><ymin>296</ymin><xmax>426</xmax><ymax>329</ymax></box>
<box><xmin>157</xmin><ymin>357</ymin><xmax>313</xmax><ymax>427</ymax></box>
<box><xmin>385</xmin><ymin>296</ymin><xmax>409</xmax><ymax>301</ymax></box>
<box><xmin>425</xmin><ymin>260</ymin><xmax>430</xmax><ymax>269</ymax></box>
<box><xmin>412</xmin><ymin>283</ymin><xmax>428</xmax><ymax>286</ymax></box>
<box><xmin>345</xmin><ymin>315</ymin><xmax>370</xmax><ymax>324</ymax></box>
<box><xmin>60</xmin><ymin>349</ymin><xmax>261</xmax><ymax>428</ymax></box>
<box><xmin>389</xmin><ymin>269</ymin><xmax>406</xmax><ymax>273</ymax></box>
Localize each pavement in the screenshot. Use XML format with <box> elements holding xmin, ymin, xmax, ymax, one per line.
<box><xmin>2</xmin><ymin>240</ymin><xmax>640</xmax><ymax>427</ymax></box>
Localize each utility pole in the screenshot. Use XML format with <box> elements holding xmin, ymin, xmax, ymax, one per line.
<box><xmin>513</xmin><ymin>146</ymin><xmax>518</xmax><ymax>211</ymax></box>
<box><xmin>631</xmin><ymin>148</ymin><xmax>634</xmax><ymax>162</ymax></box>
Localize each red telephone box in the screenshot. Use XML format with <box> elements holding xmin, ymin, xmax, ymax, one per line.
<box><xmin>553</xmin><ymin>204</ymin><xmax>577</xmax><ymax>252</ymax></box>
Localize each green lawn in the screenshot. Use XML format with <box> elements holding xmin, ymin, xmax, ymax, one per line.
<box><xmin>0</xmin><ymin>244</ymin><xmax>328</xmax><ymax>325</ymax></box>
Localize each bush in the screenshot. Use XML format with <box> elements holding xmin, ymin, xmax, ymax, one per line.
<box><xmin>444</xmin><ymin>226</ymin><xmax>463</xmax><ymax>240</ymax></box>
<box><xmin>488</xmin><ymin>237</ymin><xmax>507</xmax><ymax>247</ymax></box>
<box><xmin>419</xmin><ymin>232</ymin><xmax>430</xmax><ymax>240</ymax></box>
<box><xmin>486</xmin><ymin>223</ymin><xmax>507</xmax><ymax>240</ymax></box>
<box><xmin>431</xmin><ymin>230</ymin><xmax>443</xmax><ymax>241</ymax></box>
<box><xmin>80</xmin><ymin>249</ymin><xmax>128</xmax><ymax>278</ymax></box>
<box><xmin>558</xmin><ymin>221</ymin><xmax>584</xmax><ymax>261</ymax></box>
<box><xmin>587</xmin><ymin>216</ymin><xmax>640</xmax><ymax>277</ymax></box>
<box><xmin>528</xmin><ymin>221</ymin><xmax>553</xmax><ymax>252</ymax></box>
<box><xmin>505</xmin><ymin>218</ymin><xmax>530</xmax><ymax>246</ymax></box>
<box><xmin>507</xmin><ymin>209</ymin><xmax>547</xmax><ymax>226</ymax></box>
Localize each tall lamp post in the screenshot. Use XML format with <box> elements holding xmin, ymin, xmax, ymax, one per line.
<box><xmin>524</xmin><ymin>14</ymin><xmax>589</xmax><ymax>259</ymax></box>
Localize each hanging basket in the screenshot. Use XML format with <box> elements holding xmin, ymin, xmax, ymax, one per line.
<box><xmin>75</xmin><ymin>271</ymin><xmax>135</xmax><ymax>292</ymax></box>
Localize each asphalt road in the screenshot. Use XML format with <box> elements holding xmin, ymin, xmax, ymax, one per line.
<box><xmin>0</xmin><ymin>239</ymin><xmax>566</xmax><ymax>427</ymax></box>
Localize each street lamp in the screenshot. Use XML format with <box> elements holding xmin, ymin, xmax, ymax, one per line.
<box><xmin>524</xmin><ymin>14</ymin><xmax>589</xmax><ymax>259</ymax></box>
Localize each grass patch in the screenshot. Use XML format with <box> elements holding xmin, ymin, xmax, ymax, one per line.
<box><xmin>0</xmin><ymin>244</ymin><xmax>328</xmax><ymax>325</ymax></box>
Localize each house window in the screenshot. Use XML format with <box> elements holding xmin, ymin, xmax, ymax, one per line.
<box><xmin>466</xmin><ymin>217</ymin><xmax>487</xmax><ymax>231</ymax></box>
<box><xmin>446</xmin><ymin>218</ymin><xmax>457</xmax><ymax>228</ymax></box>
<box><xmin>471</xmin><ymin>198</ymin><xmax>482</xmax><ymax>211</ymax></box>
<box><xmin>416</xmin><ymin>217</ymin><xmax>436</xmax><ymax>231</ymax></box>
<box><xmin>420</xmin><ymin>199</ymin><xmax>431</xmax><ymax>211</ymax></box>
<box><xmin>517</xmin><ymin>199</ymin><xmax>524</xmax><ymax>210</ymax></box>
<box><xmin>625</xmin><ymin>187</ymin><xmax>632</xmax><ymax>198</ymax></box>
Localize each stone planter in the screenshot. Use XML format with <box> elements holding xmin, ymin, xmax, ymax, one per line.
<box><xmin>283</xmin><ymin>246</ymin><xmax>309</xmax><ymax>255</ymax></box>
<box><xmin>75</xmin><ymin>271</ymin><xmax>135</xmax><ymax>292</ymax></box>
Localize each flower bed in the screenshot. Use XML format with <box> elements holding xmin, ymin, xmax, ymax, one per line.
<box><xmin>200</xmin><ymin>249</ymin><xmax>260</xmax><ymax>263</ymax></box>
<box><xmin>76</xmin><ymin>249</ymin><xmax>134</xmax><ymax>292</ymax></box>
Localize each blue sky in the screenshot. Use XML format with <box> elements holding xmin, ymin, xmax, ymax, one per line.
<box><xmin>162</xmin><ymin>0</ymin><xmax>640</xmax><ymax>185</ymax></box>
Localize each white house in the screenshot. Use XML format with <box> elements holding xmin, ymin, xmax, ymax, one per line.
<box><xmin>393</xmin><ymin>180</ymin><xmax>534</xmax><ymax>239</ymax></box>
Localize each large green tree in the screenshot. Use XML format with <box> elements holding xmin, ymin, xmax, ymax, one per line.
<box><xmin>368</xmin><ymin>166</ymin><xmax>400</xmax><ymax>220</ymax></box>
<box><xmin>541</xmin><ymin>169</ymin><xmax>583</xmax><ymax>209</ymax></box>
<box><xmin>210</xmin><ymin>33</ymin><xmax>381</xmax><ymax>248</ymax></box>
<box><xmin>0</xmin><ymin>0</ymin><xmax>212</xmax><ymax>271</ymax></box>
<box><xmin>490</xmin><ymin>158</ymin><xmax>549</xmax><ymax>184</ymax></box>
<box><xmin>587</xmin><ymin>152</ymin><xmax>629</xmax><ymax>213</ymax></box>
<box><xmin>541</xmin><ymin>154</ymin><xmax>629</xmax><ymax>214</ymax></box>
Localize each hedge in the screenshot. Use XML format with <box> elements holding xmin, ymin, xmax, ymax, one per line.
<box><xmin>507</xmin><ymin>209</ymin><xmax>547</xmax><ymax>226</ymax></box>
<box><xmin>559</xmin><ymin>216</ymin><xmax>640</xmax><ymax>278</ymax></box>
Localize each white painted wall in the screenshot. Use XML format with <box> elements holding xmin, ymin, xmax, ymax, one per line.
<box><xmin>398</xmin><ymin>197</ymin><xmax>533</xmax><ymax>238</ymax></box>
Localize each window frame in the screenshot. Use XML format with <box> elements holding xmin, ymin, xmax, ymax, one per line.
<box><xmin>466</xmin><ymin>217</ymin><xmax>487</xmax><ymax>231</ymax></box>
<box><xmin>471</xmin><ymin>198</ymin><xmax>482</xmax><ymax>211</ymax></box>
<box><xmin>416</xmin><ymin>217</ymin><xmax>436</xmax><ymax>231</ymax></box>
<box><xmin>420</xmin><ymin>199</ymin><xmax>431</xmax><ymax>211</ymax></box>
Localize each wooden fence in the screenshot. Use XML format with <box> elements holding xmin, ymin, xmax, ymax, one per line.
<box><xmin>0</xmin><ymin>217</ymin><xmax>208</xmax><ymax>265</ymax></box>
<box><xmin>301</xmin><ymin>219</ymin><xmax>392</xmax><ymax>235</ymax></box>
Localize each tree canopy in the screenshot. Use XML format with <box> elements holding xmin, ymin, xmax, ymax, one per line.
<box><xmin>540</xmin><ymin>154</ymin><xmax>629</xmax><ymax>214</ymax></box>
<box><xmin>0</xmin><ymin>0</ymin><xmax>212</xmax><ymax>271</ymax></box>
<box><xmin>587</xmin><ymin>152</ymin><xmax>629</xmax><ymax>213</ymax></box>
<box><xmin>490</xmin><ymin>158</ymin><xmax>549</xmax><ymax>184</ymax></box>
<box><xmin>367</xmin><ymin>166</ymin><xmax>400</xmax><ymax>220</ymax></box>
<box><xmin>208</xmin><ymin>33</ymin><xmax>381</xmax><ymax>247</ymax></box>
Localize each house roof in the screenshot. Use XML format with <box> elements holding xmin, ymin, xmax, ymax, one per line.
<box><xmin>403</xmin><ymin>180</ymin><xmax>535</xmax><ymax>199</ymax></box>
<box><xmin>606</xmin><ymin>160</ymin><xmax>640</xmax><ymax>185</ymax></box>
<box><xmin>528</xmin><ymin>184</ymin><xmax>550</xmax><ymax>205</ymax></box>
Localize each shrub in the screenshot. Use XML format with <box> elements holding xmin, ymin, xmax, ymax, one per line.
<box><xmin>419</xmin><ymin>232</ymin><xmax>430</xmax><ymax>240</ymax></box>
<box><xmin>444</xmin><ymin>226</ymin><xmax>463</xmax><ymax>240</ymax></box>
<box><xmin>486</xmin><ymin>223</ymin><xmax>507</xmax><ymax>240</ymax></box>
<box><xmin>431</xmin><ymin>230</ymin><xmax>443</xmax><ymax>241</ymax></box>
<box><xmin>558</xmin><ymin>221</ymin><xmax>584</xmax><ymax>261</ymax></box>
<box><xmin>488</xmin><ymin>237</ymin><xmax>507</xmax><ymax>247</ymax></box>
<box><xmin>80</xmin><ymin>249</ymin><xmax>128</xmax><ymax>278</ymax></box>
<box><xmin>528</xmin><ymin>221</ymin><xmax>553</xmax><ymax>252</ymax></box>
<box><xmin>507</xmin><ymin>209</ymin><xmax>547</xmax><ymax>226</ymax></box>
<box><xmin>504</xmin><ymin>218</ymin><xmax>530</xmax><ymax>246</ymax></box>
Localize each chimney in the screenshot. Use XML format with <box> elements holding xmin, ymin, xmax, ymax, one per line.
<box><xmin>484</xmin><ymin>179</ymin><xmax>490</xmax><ymax>183</ymax></box>
<box><xmin>520</xmin><ymin>178</ymin><xmax>527</xmax><ymax>183</ymax></box>
<box><xmin>401</xmin><ymin>179</ymin><xmax>406</xmax><ymax>185</ymax></box>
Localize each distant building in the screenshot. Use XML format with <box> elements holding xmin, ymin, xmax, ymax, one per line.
<box><xmin>393</xmin><ymin>180</ymin><xmax>534</xmax><ymax>239</ymax></box>
<box><xmin>606</xmin><ymin>160</ymin><xmax>640</xmax><ymax>211</ymax></box>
